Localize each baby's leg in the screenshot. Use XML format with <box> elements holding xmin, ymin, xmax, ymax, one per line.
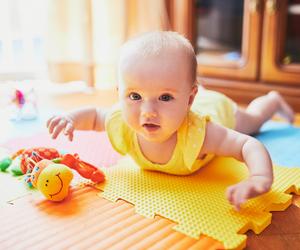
<box><xmin>234</xmin><ymin>91</ymin><xmax>295</xmax><ymax>135</ymax></box>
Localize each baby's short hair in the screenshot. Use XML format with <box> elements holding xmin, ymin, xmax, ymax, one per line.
<box><xmin>119</xmin><ymin>31</ymin><xmax>197</xmax><ymax>84</ymax></box>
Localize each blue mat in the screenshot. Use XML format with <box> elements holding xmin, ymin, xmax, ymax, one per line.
<box><xmin>255</xmin><ymin>121</ymin><xmax>300</xmax><ymax>167</ymax></box>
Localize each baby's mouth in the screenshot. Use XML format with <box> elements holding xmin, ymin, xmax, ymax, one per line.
<box><xmin>142</xmin><ymin>123</ymin><xmax>160</xmax><ymax>132</ymax></box>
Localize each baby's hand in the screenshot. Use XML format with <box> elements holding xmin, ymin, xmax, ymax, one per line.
<box><xmin>47</xmin><ymin>115</ymin><xmax>75</xmax><ymax>141</ymax></box>
<box><xmin>226</xmin><ymin>175</ymin><xmax>272</xmax><ymax>211</ymax></box>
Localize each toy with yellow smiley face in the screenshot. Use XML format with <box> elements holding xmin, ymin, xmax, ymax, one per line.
<box><xmin>1</xmin><ymin>147</ymin><xmax>105</xmax><ymax>202</ymax></box>
<box><xmin>30</xmin><ymin>159</ymin><xmax>73</xmax><ymax>201</ymax></box>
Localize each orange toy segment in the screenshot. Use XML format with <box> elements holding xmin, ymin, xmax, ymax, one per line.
<box><xmin>20</xmin><ymin>147</ymin><xmax>60</xmax><ymax>174</ymax></box>
<box><xmin>61</xmin><ymin>154</ymin><xmax>105</xmax><ymax>183</ymax></box>
<box><xmin>90</xmin><ymin>169</ymin><xmax>105</xmax><ymax>183</ymax></box>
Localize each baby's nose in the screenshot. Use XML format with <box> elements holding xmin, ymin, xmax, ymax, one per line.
<box><xmin>141</xmin><ymin>102</ymin><xmax>157</xmax><ymax>118</ymax></box>
<box><xmin>142</xmin><ymin>111</ymin><xmax>157</xmax><ymax>118</ymax></box>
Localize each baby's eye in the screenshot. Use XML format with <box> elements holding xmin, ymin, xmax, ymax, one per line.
<box><xmin>159</xmin><ymin>94</ymin><xmax>173</xmax><ymax>102</ymax></box>
<box><xmin>129</xmin><ymin>92</ymin><xmax>142</xmax><ymax>101</ymax></box>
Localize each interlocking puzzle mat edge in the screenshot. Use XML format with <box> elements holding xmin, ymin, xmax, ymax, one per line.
<box><xmin>95</xmin><ymin>157</ymin><xmax>300</xmax><ymax>250</ymax></box>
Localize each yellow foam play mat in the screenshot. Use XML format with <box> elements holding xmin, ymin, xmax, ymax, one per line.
<box><xmin>96</xmin><ymin>156</ymin><xmax>300</xmax><ymax>250</ymax></box>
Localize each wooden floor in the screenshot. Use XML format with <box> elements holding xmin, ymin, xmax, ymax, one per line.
<box><xmin>1</xmin><ymin>85</ymin><xmax>300</xmax><ymax>249</ymax></box>
<box><xmin>246</xmin><ymin>196</ymin><xmax>300</xmax><ymax>249</ymax></box>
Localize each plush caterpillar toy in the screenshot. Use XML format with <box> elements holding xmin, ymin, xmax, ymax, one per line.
<box><xmin>0</xmin><ymin>147</ymin><xmax>105</xmax><ymax>201</ymax></box>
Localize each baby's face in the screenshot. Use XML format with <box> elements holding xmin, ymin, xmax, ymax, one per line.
<box><xmin>118</xmin><ymin>48</ymin><xmax>197</xmax><ymax>143</ymax></box>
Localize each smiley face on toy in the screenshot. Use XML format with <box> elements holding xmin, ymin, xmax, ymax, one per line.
<box><xmin>31</xmin><ymin>159</ymin><xmax>73</xmax><ymax>201</ymax></box>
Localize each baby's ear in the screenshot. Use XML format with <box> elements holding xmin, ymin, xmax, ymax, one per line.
<box><xmin>188</xmin><ymin>84</ymin><xmax>198</xmax><ymax>106</ymax></box>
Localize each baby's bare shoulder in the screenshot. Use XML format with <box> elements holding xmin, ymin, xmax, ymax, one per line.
<box><xmin>200</xmin><ymin>121</ymin><xmax>250</xmax><ymax>160</ymax></box>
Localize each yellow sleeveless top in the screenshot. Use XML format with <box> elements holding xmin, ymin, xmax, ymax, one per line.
<box><xmin>105</xmin><ymin>90</ymin><xmax>236</xmax><ymax>175</ymax></box>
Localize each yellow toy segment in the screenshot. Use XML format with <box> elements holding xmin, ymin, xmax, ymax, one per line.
<box><xmin>96</xmin><ymin>156</ymin><xmax>300</xmax><ymax>250</ymax></box>
<box><xmin>36</xmin><ymin>163</ymin><xmax>73</xmax><ymax>202</ymax></box>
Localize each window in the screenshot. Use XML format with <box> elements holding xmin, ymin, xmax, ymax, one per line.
<box><xmin>0</xmin><ymin>0</ymin><xmax>48</xmax><ymax>80</ymax></box>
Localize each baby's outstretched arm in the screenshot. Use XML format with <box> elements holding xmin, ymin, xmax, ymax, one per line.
<box><xmin>200</xmin><ymin>122</ymin><xmax>273</xmax><ymax>211</ymax></box>
<box><xmin>47</xmin><ymin>107</ymin><xmax>110</xmax><ymax>141</ymax></box>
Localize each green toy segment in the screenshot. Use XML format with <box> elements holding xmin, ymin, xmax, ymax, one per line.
<box><xmin>0</xmin><ymin>157</ymin><xmax>12</xmax><ymax>171</ymax></box>
<box><xmin>10</xmin><ymin>158</ymin><xmax>23</xmax><ymax>176</ymax></box>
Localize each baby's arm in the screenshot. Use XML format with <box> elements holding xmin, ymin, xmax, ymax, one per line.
<box><xmin>47</xmin><ymin>105</ymin><xmax>114</xmax><ymax>141</ymax></box>
<box><xmin>200</xmin><ymin>121</ymin><xmax>273</xmax><ymax>210</ymax></box>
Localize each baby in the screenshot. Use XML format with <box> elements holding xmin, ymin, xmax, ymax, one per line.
<box><xmin>47</xmin><ymin>31</ymin><xmax>295</xmax><ymax>210</ymax></box>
